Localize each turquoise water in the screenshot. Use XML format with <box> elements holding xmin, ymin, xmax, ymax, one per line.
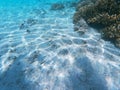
<box><xmin>0</xmin><ymin>0</ymin><xmax>120</xmax><ymax>90</ymax></box>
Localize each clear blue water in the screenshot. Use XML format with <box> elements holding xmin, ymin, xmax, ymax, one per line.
<box><xmin>0</xmin><ymin>0</ymin><xmax>120</xmax><ymax>90</ymax></box>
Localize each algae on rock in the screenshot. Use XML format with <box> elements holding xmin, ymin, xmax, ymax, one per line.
<box><xmin>73</xmin><ymin>0</ymin><xmax>120</xmax><ymax>47</ymax></box>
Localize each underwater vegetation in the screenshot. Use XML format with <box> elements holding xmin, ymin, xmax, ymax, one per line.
<box><xmin>73</xmin><ymin>0</ymin><xmax>120</xmax><ymax>47</ymax></box>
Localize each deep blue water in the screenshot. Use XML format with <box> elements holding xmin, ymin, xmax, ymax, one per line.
<box><xmin>0</xmin><ymin>0</ymin><xmax>120</xmax><ymax>90</ymax></box>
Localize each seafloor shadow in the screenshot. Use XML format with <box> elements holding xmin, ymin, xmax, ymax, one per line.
<box><xmin>0</xmin><ymin>58</ymin><xmax>29</xmax><ymax>90</ymax></box>
<box><xmin>67</xmin><ymin>56</ymin><xmax>108</xmax><ymax>90</ymax></box>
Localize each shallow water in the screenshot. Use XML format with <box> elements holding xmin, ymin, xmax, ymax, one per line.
<box><xmin>0</xmin><ymin>0</ymin><xmax>120</xmax><ymax>90</ymax></box>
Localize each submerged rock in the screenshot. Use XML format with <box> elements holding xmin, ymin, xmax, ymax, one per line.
<box><xmin>51</xmin><ymin>3</ymin><xmax>65</xmax><ymax>10</ymax></box>
<box><xmin>115</xmin><ymin>38</ymin><xmax>120</xmax><ymax>47</ymax></box>
<box><xmin>26</xmin><ymin>18</ymin><xmax>38</xmax><ymax>26</ymax></box>
<box><xmin>73</xmin><ymin>0</ymin><xmax>120</xmax><ymax>48</ymax></box>
<box><xmin>19</xmin><ymin>18</ymin><xmax>38</xmax><ymax>30</ymax></box>
<box><xmin>19</xmin><ymin>23</ymin><xmax>26</xmax><ymax>29</ymax></box>
<box><xmin>26</xmin><ymin>29</ymin><xmax>30</xmax><ymax>33</ymax></box>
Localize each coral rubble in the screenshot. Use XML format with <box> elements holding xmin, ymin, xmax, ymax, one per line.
<box><xmin>73</xmin><ymin>0</ymin><xmax>120</xmax><ymax>47</ymax></box>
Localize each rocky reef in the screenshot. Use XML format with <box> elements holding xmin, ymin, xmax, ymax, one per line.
<box><xmin>73</xmin><ymin>0</ymin><xmax>120</xmax><ymax>47</ymax></box>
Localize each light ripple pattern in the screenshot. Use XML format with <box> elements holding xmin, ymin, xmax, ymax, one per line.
<box><xmin>0</xmin><ymin>0</ymin><xmax>120</xmax><ymax>90</ymax></box>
